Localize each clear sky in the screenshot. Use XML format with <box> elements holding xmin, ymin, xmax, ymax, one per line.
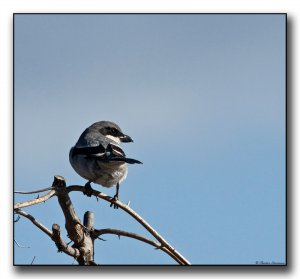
<box><xmin>14</xmin><ymin>14</ymin><xmax>286</xmax><ymax>265</ymax></box>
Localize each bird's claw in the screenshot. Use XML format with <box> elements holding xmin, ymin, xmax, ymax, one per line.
<box><xmin>84</xmin><ymin>182</ymin><xmax>93</xmax><ymax>197</ymax></box>
<box><xmin>110</xmin><ymin>195</ymin><xmax>119</xmax><ymax>209</ymax></box>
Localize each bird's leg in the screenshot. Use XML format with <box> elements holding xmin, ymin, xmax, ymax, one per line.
<box><xmin>83</xmin><ymin>181</ymin><xmax>94</xmax><ymax>197</ymax></box>
<box><xmin>110</xmin><ymin>182</ymin><xmax>120</xmax><ymax>209</ymax></box>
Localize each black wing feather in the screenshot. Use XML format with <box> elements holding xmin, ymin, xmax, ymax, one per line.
<box><xmin>72</xmin><ymin>145</ymin><xmax>106</xmax><ymax>156</ymax></box>
<box><xmin>73</xmin><ymin>143</ymin><xmax>142</xmax><ymax>164</ymax></box>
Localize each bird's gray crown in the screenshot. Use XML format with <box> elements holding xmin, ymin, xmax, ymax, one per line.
<box><xmin>89</xmin><ymin>121</ymin><xmax>123</xmax><ymax>137</ymax></box>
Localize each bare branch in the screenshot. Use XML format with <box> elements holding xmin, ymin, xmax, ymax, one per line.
<box><xmin>15</xmin><ymin>208</ymin><xmax>52</xmax><ymax>237</ymax></box>
<box><xmin>93</xmin><ymin>228</ymin><xmax>185</xmax><ymax>265</ymax></box>
<box><xmin>84</xmin><ymin>211</ymin><xmax>94</xmax><ymax>231</ymax></box>
<box><xmin>52</xmin><ymin>176</ymin><xmax>94</xmax><ymax>265</ymax></box>
<box><xmin>51</xmin><ymin>224</ymin><xmax>80</xmax><ymax>259</ymax></box>
<box><xmin>15</xmin><ymin>208</ymin><xmax>81</xmax><ymax>262</ymax></box>
<box><xmin>14</xmin><ymin>176</ymin><xmax>191</xmax><ymax>265</ymax></box>
<box><xmin>14</xmin><ymin>186</ymin><xmax>53</xmax><ymax>195</ymax></box>
<box><xmin>53</xmin><ymin>176</ymin><xmax>83</xmax><ymax>243</ymax></box>
<box><xmin>93</xmin><ymin>228</ymin><xmax>161</xmax><ymax>247</ymax></box>
<box><xmin>14</xmin><ymin>189</ymin><xmax>56</xmax><ymax>210</ymax></box>
<box><xmin>66</xmin><ymin>185</ymin><xmax>191</xmax><ymax>265</ymax></box>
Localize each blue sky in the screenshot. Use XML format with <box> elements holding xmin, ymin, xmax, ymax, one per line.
<box><xmin>14</xmin><ymin>14</ymin><xmax>286</xmax><ymax>265</ymax></box>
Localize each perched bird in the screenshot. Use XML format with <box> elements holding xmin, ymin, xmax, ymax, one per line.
<box><xmin>69</xmin><ymin>121</ymin><xmax>142</xmax><ymax>208</ymax></box>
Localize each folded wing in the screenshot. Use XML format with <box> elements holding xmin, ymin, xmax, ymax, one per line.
<box><xmin>72</xmin><ymin>143</ymin><xmax>142</xmax><ymax>164</ymax></box>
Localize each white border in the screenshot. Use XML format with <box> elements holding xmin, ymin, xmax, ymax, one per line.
<box><xmin>1</xmin><ymin>1</ymin><xmax>297</xmax><ymax>278</ymax></box>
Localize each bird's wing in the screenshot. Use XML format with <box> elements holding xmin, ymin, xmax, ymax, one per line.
<box><xmin>71</xmin><ymin>144</ymin><xmax>106</xmax><ymax>157</ymax></box>
<box><xmin>73</xmin><ymin>128</ymin><xmax>142</xmax><ymax>164</ymax></box>
<box><xmin>107</xmin><ymin>144</ymin><xmax>126</xmax><ymax>157</ymax></box>
<box><xmin>73</xmin><ymin>142</ymin><xmax>142</xmax><ymax>164</ymax></box>
<box><xmin>73</xmin><ymin>130</ymin><xmax>111</xmax><ymax>156</ymax></box>
<box><xmin>107</xmin><ymin>144</ymin><xmax>142</xmax><ymax>164</ymax></box>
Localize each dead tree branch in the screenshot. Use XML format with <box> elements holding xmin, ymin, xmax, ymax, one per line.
<box><xmin>66</xmin><ymin>185</ymin><xmax>191</xmax><ymax>265</ymax></box>
<box><xmin>51</xmin><ymin>224</ymin><xmax>80</xmax><ymax>259</ymax></box>
<box><xmin>14</xmin><ymin>186</ymin><xmax>53</xmax><ymax>194</ymax></box>
<box><xmin>14</xmin><ymin>208</ymin><xmax>80</xmax><ymax>260</ymax></box>
<box><xmin>14</xmin><ymin>189</ymin><xmax>56</xmax><ymax>210</ymax></box>
<box><xmin>14</xmin><ymin>175</ymin><xmax>191</xmax><ymax>265</ymax></box>
<box><xmin>52</xmin><ymin>176</ymin><xmax>94</xmax><ymax>265</ymax></box>
<box><xmin>92</xmin><ymin>228</ymin><xmax>185</xmax><ymax>265</ymax></box>
<box><xmin>15</xmin><ymin>208</ymin><xmax>52</xmax><ymax>237</ymax></box>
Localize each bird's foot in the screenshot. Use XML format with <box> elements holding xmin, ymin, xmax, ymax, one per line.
<box><xmin>83</xmin><ymin>182</ymin><xmax>94</xmax><ymax>197</ymax></box>
<box><xmin>110</xmin><ymin>194</ymin><xmax>119</xmax><ymax>209</ymax></box>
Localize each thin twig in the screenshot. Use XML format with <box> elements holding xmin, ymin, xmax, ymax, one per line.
<box><xmin>93</xmin><ymin>228</ymin><xmax>185</xmax><ymax>265</ymax></box>
<box><xmin>93</xmin><ymin>228</ymin><xmax>162</xmax><ymax>247</ymax></box>
<box><xmin>14</xmin><ymin>215</ymin><xmax>20</xmax><ymax>223</ymax></box>
<box><xmin>16</xmin><ymin>208</ymin><xmax>80</xmax><ymax>261</ymax></box>
<box><xmin>15</xmin><ymin>209</ymin><xmax>52</xmax><ymax>237</ymax></box>
<box><xmin>14</xmin><ymin>189</ymin><xmax>56</xmax><ymax>210</ymax></box>
<box><xmin>14</xmin><ymin>186</ymin><xmax>53</xmax><ymax>194</ymax></box>
<box><xmin>30</xmin><ymin>256</ymin><xmax>36</xmax><ymax>265</ymax></box>
<box><xmin>14</xmin><ymin>239</ymin><xmax>30</xmax><ymax>248</ymax></box>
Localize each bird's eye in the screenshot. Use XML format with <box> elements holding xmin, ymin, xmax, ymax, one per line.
<box><xmin>111</xmin><ymin>128</ymin><xmax>117</xmax><ymax>135</ymax></box>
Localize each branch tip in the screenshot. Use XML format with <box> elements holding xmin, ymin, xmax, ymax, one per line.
<box><xmin>52</xmin><ymin>175</ymin><xmax>66</xmax><ymax>188</ymax></box>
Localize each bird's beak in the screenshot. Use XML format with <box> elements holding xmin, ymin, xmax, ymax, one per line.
<box><xmin>120</xmin><ymin>134</ymin><xmax>133</xmax><ymax>143</ymax></box>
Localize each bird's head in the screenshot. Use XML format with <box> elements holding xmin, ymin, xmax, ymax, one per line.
<box><xmin>90</xmin><ymin>121</ymin><xmax>133</xmax><ymax>144</ymax></box>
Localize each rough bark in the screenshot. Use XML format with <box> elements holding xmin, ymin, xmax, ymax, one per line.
<box><xmin>52</xmin><ymin>175</ymin><xmax>95</xmax><ymax>265</ymax></box>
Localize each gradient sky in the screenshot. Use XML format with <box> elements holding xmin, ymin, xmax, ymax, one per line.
<box><xmin>14</xmin><ymin>14</ymin><xmax>286</xmax><ymax>265</ymax></box>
